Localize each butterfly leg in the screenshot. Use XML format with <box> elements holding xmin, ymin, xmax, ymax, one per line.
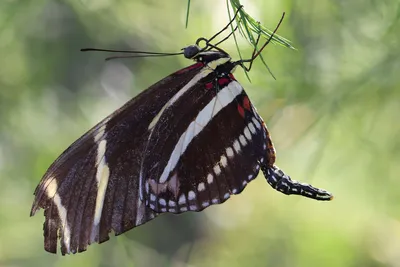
<box><xmin>261</xmin><ymin>165</ymin><xmax>333</xmax><ymax>201</ymax></box>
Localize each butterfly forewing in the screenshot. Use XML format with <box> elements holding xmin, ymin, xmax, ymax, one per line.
<box><xmin>30</xmin><ymin>62</ymin><xmax>207</xmax><ymax>254</ymax></box>
<box><xmin>140</xmin><ymin>69</ymin><xmax>269</xmax><ymax>213</ymax></box>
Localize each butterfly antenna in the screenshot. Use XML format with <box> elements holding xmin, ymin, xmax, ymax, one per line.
<box><xmin>81</xmin><ymin>48</ymin><xmax>182</xmax><ymax>55</ymax></box>
<box><xmin>104</xmin><ymin>53</ymin><xmax>184</xmax><ymax>61</ymax></box>
<box><xmin>81</xmin><ymin>48</ymin><xmax>183</xmax><ymax>61</ymax></box>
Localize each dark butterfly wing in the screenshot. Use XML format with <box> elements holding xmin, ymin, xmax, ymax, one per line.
<box><xmin>140</xmin><ymin>70</ymin><xmax>333</xmax><ymax>213</ymax></box>
<box><xmin>30</xmin><ymin>62</ymin><xmax>208</xmax><ymax>255</ymax></box>
<box><xmin>140</xmin><ymin>73</ymin><xmax>269</xmax><ymax>213</ymax></box>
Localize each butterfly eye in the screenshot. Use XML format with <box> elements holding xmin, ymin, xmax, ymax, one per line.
<box><xmin>183</xmin><ymin>45</ymin><xmax>201</xmax><ymax>59</ymax></box>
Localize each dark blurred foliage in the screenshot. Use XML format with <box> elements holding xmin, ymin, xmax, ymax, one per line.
<box><xmin>0</xmin><ymin>0</ymin><xmax>399</xmax><ymax>266</ymax></box>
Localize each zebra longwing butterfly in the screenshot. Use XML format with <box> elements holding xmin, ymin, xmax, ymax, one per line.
<box><xmin>31</xmin><ymin>12</ymin><xmax>333</xmax><ymax>255</ymax></box>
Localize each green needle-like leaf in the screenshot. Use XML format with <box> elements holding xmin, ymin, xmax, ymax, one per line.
<box><xmin>185</xmin><ymin>0</ymin><xmax>294</xmax><ymax>79</ymax></box>
<box><xmin>229</xmin><ymin>0</ymin><xmax>294</xmax><ymax>49</ymax></box>
<box><xmin>185</xmin><ymin>0</ymin><xmax>191</xmax><ymax>28</ymax></box>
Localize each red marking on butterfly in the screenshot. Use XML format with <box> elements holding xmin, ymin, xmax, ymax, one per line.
<box><xmin>205</xmin><ymin>82</ymin><xmax>213</xmax><ymax>89</ymax></box>
<box><xmin>175</xmin><ymin>62</ymin><xmax>204</xmax><ymax>74</ymax></box>
<box><xmin>229</xmin><ymin>73</ymin><xmax>236</xmax><ymax>80</ymax></box>
<box><xmin>237</xmin><ymin>105</ymin><xmax>245</xmax><ymax>118</ymax></box>
<box><xmin>218</xmin><ymin>77</ymin><xmax>230</xmax><ymax>86</ymax></box>
<box><xmin>243</xmin><ymin>96</ymin><xmax>251</xmax><ymax>111</ymax></box>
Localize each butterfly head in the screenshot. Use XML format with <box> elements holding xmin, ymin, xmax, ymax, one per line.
<box><xmin>182</xmin><ymin>45</ymin><xmax>231</xmax><ymax>68</ymax></box>
<box><xmin>182</xmin><ymin>45</ymin><xmax>201</xmax><ymax>59</ymax></box>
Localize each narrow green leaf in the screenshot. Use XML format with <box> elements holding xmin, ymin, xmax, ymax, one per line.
<box><xmin>185</xmin><ymin>0</ymin><xmax>191</xmax><ymax>28</ymax></box>
<box><xmin>229</xmin><ymin>0</ymin><xmax>295</xmax><ymax>49</ymax></box>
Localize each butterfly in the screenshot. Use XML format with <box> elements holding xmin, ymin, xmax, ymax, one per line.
<box><xmin>30</xmin><ymin>11</ymin><xmax>332</xmax><ymax>255</ymax></box>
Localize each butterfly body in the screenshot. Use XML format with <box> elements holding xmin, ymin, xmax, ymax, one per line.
<box><xmin>31</xmin><ymin>45</ymin><xmax>332</xmax><ymax>255</ymax></box>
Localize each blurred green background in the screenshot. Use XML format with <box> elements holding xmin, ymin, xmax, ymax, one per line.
<box><xmin>0</xmin><ymin>0</ymin><xmax>399</xmax><ymax>266</ymax></box>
